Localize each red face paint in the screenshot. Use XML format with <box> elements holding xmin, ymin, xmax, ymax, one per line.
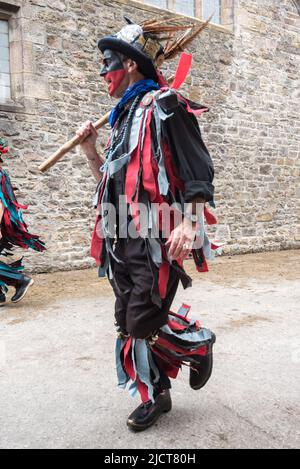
<box><xmin>104</xmin><ymin>69</ymin><xmax>126</xmax><ymax>96</ymax></box>
<box><xmin>100</xmin><ymin>50</ymin><xmax>127</xmax><ymax>96</ymax></box>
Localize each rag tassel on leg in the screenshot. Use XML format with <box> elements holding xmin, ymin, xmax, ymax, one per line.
<box><xmin>116</xmin><ymin>336</ymin><xmax>155</xmax><ymax>403</ymax></box>
<box><xmin>115</xmin><ymin>304</ymin><xmax>216</xmax><ymax>402</ymax></box>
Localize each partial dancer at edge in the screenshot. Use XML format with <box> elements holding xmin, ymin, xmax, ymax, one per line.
<box><xmin>0</xmin><ymin>139</ymin><xmax>45</xmax><ymax>305</ymax></box>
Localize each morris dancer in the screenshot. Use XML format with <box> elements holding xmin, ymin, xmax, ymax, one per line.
<box><xmin>0</xmin><ymin>139</ymin><xmax>45</xmax><ymax>305</ymax></box>
<box><xmin>77</xmin><ymin>18</ymin><xmax>218</xmax><ymax>431</ymax></box>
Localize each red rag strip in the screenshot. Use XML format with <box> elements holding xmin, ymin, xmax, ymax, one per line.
<box><xmin>12</xmin><ymin>201</ymin><xmax>28</xmax><ymax>210</ymax></box>
<box><xmin>195</xmin><ymin>320</ymin><xmax>201</xmax><ymax>329</ymax></box>
<box><xmin>178</xmin><ymin>303</ymin><xmax>191</xmax><ymax>317</ymax></box>
<box><xmin>158</xmin><ymin>261</ymin><xmax>170</xmax><ymax>299</ymax></box>
<box><xmin>168</xmin><ymin>320</ymin><xmax>187</xmax><ymax>332</ymax></box>
<box><xmin>156</xmin><ymin>336</ymin><xmax>208</xmax><ymax>357</ymax></box>
<box><xmin>125</xmin><ymin>117</ymin><xmax>143</xmax><ymax>203</ymax></box>
<box><xmin>193</xmin><ymin>248</ymin><xmax>209</xmax><ymax>273</ymax></box>
<box><xmin>156</xmin><ymin>70</ymin><xmax>169</xmax><ymax>88</ymax></box>
<box><xmin>151</xmin><ymin>347</ymin><xmax>180</xmax><ymax>379</ymax></box>
<box><xmin>90</xmin><ymin>218</ymin><xmax>103</xmax><ymax>265</ymax></box>
<box><xmin>129</xmin><ymin>202</ymin><xmax>141</xmax><ymax>232</ymax></box>
<box><xmin>123</xmin><ymin>337</ymin><xmax>136</xmax><ymax>382</ymax></box>
<box><xmin>142</xmin><ymin>108</ymin><xmax>158</xmax><ymax>202</ymax></box>
<box><xmin>196</xmin><ymin>259</ymin><xmax>209</xmax><ymax>273</ymax></box>
<box><xmin>178</xmin><ymin>94</ymin><xmax>209</xmax><ymax>117</ymax></box>
<box><xmin>158</xmin><ymin>244</ymin><xmax>170</xmax><ymax>299</ymax></box>
<box><xmin>128</xmin><ymin>108</ymin><xmax>165</xmax><ymax>232</ymax></box>
<box><xmin>204</xmin><ymin>206</ymin><xmax>217</xmax><ymax>225</ymax></box>
<box><xmin>163</xmin><ymin>141</ymin><xmax>185</xmax><ymax>194</ymax></box>
<box><xmin>169</xmin><ymin>311</ymin><xmax>191</xmax><ymax>325</ymax></box>
<box><xmin>211</xmin><ymin>243</ymin><xmax>222</xmax><ymax>251</ymax></box>
<box><xmin>90</xmin><ymin>174</ymin><xmax>107</xmax><ymax>264</ymax></box>
<box><xmin>122</xmin><ymin>340</ymin><xmax>150</xmax><ymax>402</ymax></box>
<box><xmin>137</xmin><ymin>378</ymin><xmax>150</xmax><ymax>403</ymax></box>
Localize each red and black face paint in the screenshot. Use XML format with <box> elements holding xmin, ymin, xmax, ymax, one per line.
<box><xmin>100</xmin><ymin>49</ymin><xmax>126</xmax><ymax>96</ymax></box>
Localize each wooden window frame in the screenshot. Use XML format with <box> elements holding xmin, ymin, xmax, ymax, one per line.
<box><xmin>0</xmin><ymin>16</ymin><xmax>11</xmax><ymax>102</ymax></box>
<box><xmin>135</xmin><ymin>0</ymin><xmax>234</xmax><ymax>28</ymax></box>
<box><xmin>0</xmin><ymin>0</ymin><xmax>50</xmax><ymax>114</ymax></box>
<box><xmin>0</xmin><ymin>1</ymin><xmax>24</xmax><ymax>112</ymax></box>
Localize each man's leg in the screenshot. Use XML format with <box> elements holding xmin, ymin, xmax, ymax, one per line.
<box><xmin>110</xmin><ymin>239</ymin><xmax>171</xmax><ymax>430</ymax></box>
<box><xmin>110</xmin><ymin>238</ymin><xmax>216</xmax><ymax>431</ymax></box>
<box><xmin>109</xmin><ymin>237</ymin><xmax>179</xmax><ymax>340</ymax></box>
<box><xmin>114</xmin><ymin>238</ymin><xmax>179</xmax><ymax>431</ymax></box>
<box><xmin>108</xmin><ymin>238</ymin><xmax>134</xmax><ymax>336</ymax></box>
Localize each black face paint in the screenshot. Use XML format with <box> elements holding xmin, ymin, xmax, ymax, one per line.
<box><xmin>100</xmin><ymin>49</ymin><xmax>125</xmax><ymax>76</ymax></box>
<box><xmin>100</xmin><ymin>49</ymin><xmax>127</xmax><ymax>96</ymax></box>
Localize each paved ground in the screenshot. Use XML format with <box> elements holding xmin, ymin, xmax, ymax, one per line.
<box><xmin>0</xmin><ymin>250</ymin><xmax>299</xmax><ymax>449</ymax></box>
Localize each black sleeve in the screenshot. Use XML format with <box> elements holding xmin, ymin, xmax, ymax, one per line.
<box><xmin>162</xmin><ymin>102</ymin><xmax>214</xmax><ymax>203</ymax></box>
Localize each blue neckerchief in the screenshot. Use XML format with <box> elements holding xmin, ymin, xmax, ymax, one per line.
<box><xmin>109</xmin><ymin>79</ymin><xmax>160</xmax><ymax>128</ymax></box>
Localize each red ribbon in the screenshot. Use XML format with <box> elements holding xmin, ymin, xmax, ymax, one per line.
<box><xmin>204</xmin><ymin>206</ymin><xmax>217</xmax><ymax>225</ymax></box>
<box><xmin>171</xmin><ymin>52</ymin><xmax>193</xmax><ymax>90</ymax></box>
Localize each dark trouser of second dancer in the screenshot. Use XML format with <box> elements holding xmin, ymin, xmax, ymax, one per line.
<box><xmin>108</xmin><ymin>237</ymin><xmax>216</xmax><ymax>431</ymax></box>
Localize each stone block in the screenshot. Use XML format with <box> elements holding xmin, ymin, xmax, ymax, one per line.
<box><xmin>23</xmin><ymin>73</ymin><xmax>49</xmax><ymax>100</ymax></box>
<box><xmin>48</xmin><ymin>1</ymin><xmax>66</xmax><ymax>11</ymax></box>
<box><xmin>47</xmin><ymin>35</ymin><xmax>62</xmax><ymax>49</ymax></box>
<box><xmin>256</xmin><ymin>214</ymin><xmax>274</xmax><ymax>223</ymax></box>
<box><xmin>22</xmin><ymin>21</ymin><xmax>46</xmax><ymax>45</ymax></box>
<box><xmin>260</xmin><ymin>165</ymin><xmax>272</xmax><ymax>175</ymax></box>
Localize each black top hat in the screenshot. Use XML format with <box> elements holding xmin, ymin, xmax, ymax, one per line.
<box><xmin>98</xmin><ymin>22</ymin><xmax>163</xmax><ymax>82</ymax></box>
<box><xmin>98</xmin><ymin>16</ymin><xmax>212</xmax><ymax>82</ymax></box>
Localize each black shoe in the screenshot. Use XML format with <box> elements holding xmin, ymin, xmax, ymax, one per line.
<box><xmin>127</xmin><ymin>390</ymin><xmax>172</xmax><ymax>432</ymax></box>
<box><xmin>11</xmin><ymin>277</ymin><xmax>34</xmax><ymax>304</ymax></box>
<box><xmin>0</xmin><ymin>292</ymin><xmax>6</xmax><ymax>306</ymax></box>
<box><xmin>190</xmin><ymin>333</ymin><xmax>216</xmax><ymax>390</ymax></box>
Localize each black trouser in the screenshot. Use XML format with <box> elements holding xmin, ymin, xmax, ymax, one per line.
<box><xmin>109</xmin><ymin>237</ymin><xmax>180</xmax><ymax>339</ymax></box>
<box><xmin>109</xmin><ymin>237</ymin><xmax>181</xmax><ymax>392</ymax></box>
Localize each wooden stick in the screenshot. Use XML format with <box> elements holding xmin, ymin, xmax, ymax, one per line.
<box><xmin>38</xmin><ymin>75</ymin><xmax>175</xmax><ymax>173</ymax></box>
<box><xmin>38</xmin><ymin>112</ymin><xmax>111</xmax><ymax>173</ymax></box>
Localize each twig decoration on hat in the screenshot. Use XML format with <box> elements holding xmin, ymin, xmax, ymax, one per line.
<box><xmin>98</xmin><ymin>14</ymin><xmax>212</xmax><ymax>81</ymax></box>
<box><xmin>141</xmin><ymin>14</ymin><xmax>213</xmax><ymax>61</ymax></box>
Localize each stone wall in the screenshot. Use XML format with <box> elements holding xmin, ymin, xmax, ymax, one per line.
<box><xmin>0</xmin><ymin>0</ymin><xmax>299</xmax><ymax>273</ymax></box>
